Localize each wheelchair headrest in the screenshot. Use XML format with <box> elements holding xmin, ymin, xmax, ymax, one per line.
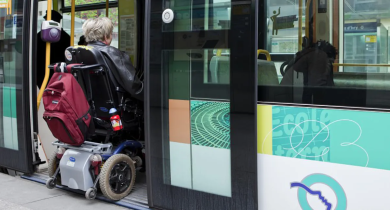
<box><xmin>65</xmin><ymin>45</ymin><xmax>101</xmax><ymax>65</ymax></box>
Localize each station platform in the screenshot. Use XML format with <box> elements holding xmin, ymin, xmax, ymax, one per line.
<box><xmin>0</xmin><ymin>172</ymin><xmax>148</xmax><ymax>210</ymax></box>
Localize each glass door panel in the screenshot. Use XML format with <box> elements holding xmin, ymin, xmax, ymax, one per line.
<box><xmin>146</xmin><ymin>0</ymin><xmax>258</xmax><ymax>209</ymax></box>
<box><xmin>0</xmin><ymin>0</ymin><xmax>34</xmax><ymax>173</ymax></box>
<box><xmin>162</xmin><ymin>48</ymin><xmax>231</xmax><ymax>196</ymax></box>
<box><xmin>162</xmin><ymin>0</ymin><xmax>231</xmax><ymax>32</ymax></box>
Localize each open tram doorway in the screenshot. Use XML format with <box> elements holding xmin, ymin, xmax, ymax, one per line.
<box><xmin>31</xmin><ymin>0</ymin><xmax>148</xmax><ymax>207</ymax></box>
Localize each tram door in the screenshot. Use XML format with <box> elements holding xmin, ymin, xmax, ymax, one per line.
<box><xmin>146</xmin><ymin>0</ymin><xmax>258</xmax><ymax>209</ymax></box>
<box><xmin>0</xmin><ymin>0</ymin><xmax>35</xmax><ymax>173</ymax></box>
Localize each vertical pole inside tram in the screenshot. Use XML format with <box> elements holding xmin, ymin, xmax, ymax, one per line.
<box><xmin>306</xmin><ymin>0</ymin><xmax>312</xmax><ymax>38</ymax></box>
<box><xmin>106</xmin><ymin>0</ymin><xmax>109</xmax><ymax>17</ymax></box>
<box><xmin>71</xmin><ymin>0</ymin><xmax>75</xmax><ymax>46</ymax></box>
<box><xmin>37</xmin><ymin>0</ymin><xmax>52</xmax><ymax>109</ymax></box>
<box><xmin>298</xmin><ymin>0</ymin><xmax>303</xmax><ymax>51</ymax></box>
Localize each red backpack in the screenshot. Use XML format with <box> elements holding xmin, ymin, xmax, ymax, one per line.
<box><xmin>43</xmin><ymin>63</ymin><xmax>93</xmax><ymax>146</ymax></box>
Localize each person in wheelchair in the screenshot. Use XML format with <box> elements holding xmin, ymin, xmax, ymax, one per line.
<box><xmin>80</xmin><ymin>17</ymin><xmax>146</xmax><ymax>172</ymax></box>
<box><xmin>82</xmin><ymin>17</ymin><xmax>143</xmax><ymax>101</ymax></box>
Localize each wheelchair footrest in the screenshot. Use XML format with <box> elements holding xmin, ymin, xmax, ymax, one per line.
<box><xmin>52</xmin><ymin>140</ymin><xmax>113</xmax><ymax>154</ymax></box>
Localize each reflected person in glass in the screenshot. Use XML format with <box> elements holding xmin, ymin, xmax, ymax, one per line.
<box><xmin>270</xmin><ymin>7</ymin><xmax>281</xmax><ymax>35</ymax></box>
<box><xmin>293</xmin><ymin>40</ymin><xmax>337</xmax><ymax>104</ymax></box>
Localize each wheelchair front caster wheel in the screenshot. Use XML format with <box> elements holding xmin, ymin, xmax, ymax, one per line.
<box><xmin>86</xmin><ymin>188</ymin><xmax>97</xmax><ymax>200</ymax></box>
<box><xmin>46</xmin><ymin>178</ymin><xmax>56</xmax><ymax>189</ymax></box>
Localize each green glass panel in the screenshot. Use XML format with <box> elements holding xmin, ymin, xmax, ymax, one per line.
<box><xmin>167</xmin><ymin>50</ymin><xmax>191</xmax><ymax>100</ymax></box>
<box><xmin>190</xmin><ymin>100</ymin><xmax>230</xmax><ymax>149</ymax></box>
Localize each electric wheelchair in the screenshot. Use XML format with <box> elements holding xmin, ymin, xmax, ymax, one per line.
<box><xmin>45</xmin><ymin>45</ymin><xmax>145</xmax><ymax>201</ymax></box>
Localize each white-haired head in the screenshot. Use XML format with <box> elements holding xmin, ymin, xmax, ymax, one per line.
<box><xmin>82</xmin><ymin>17</ymin><xmax>113</xmax><ymax>45</ymax></box>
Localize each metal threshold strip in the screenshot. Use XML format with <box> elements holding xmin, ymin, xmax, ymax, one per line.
<box><xmin>21</xmin><ymin>170</ymin><xmax>150</xmax><ymax>210</ymax></box>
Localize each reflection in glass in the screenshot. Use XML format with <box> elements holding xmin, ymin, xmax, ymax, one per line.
<box><xmin>266</xmin><ymin>0</ymin><xmax>305</xmax><ymax>54</ymax></box>
<box><xmin>260</xmin><ymin>0</ymin><xmax>390</xmax><ymax>109</ymax></box>
<box><xmin>162</xmin><ymin>49</ymin><xmax>232</xmax><ymax>197</ymax></box>
<box><xmin>64</xmin><ymin>0</ymin><xmax>116</xmax><ymax>7</ymax></box>
<box><xmin>163</xmin><ymin>0</ymin><xmax>231</xmax><ymax>32</ymax></box>
<box><xmin>0</xmin><ymin>7</ymin><xmax>23</xmax><ymax>150</ymax></box>
<box><xmin>343</xmin><ymin>6</ymin><xmax>389</xmax><ymax>73</ymax></box>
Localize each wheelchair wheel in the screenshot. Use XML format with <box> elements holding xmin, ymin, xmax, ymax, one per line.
<box><xmin>46</xmin><ymin>177</ymin><xmax>56</xmax><ymax>189</ymax></box>
<box><xmin>47</xmin><ymin>151</ymin><xmax>62</xmax><ymax>185</ymax></box>
<box><xmin>99</xmin><ymin>154</ymin><xmax>136</xmax><ymax>201</ymax></box>
<box><xmin>85</xmin><ymin>187</ymin><xmax>97</xmax><ymax>200</ymax></box>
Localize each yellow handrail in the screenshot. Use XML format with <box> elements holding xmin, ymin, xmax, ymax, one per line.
<box><xmin>37</xmin><ymin>0</ymin><xmax>52</xmax><ymax>109</ymax></box>
<box><xmin>215</xmin><ymin>49</ymin><xmax>271</xmax><ymax>61</ymax></box>
<box><xmin>298</xmin><ymin>0</ymin><xmax>302</xmax><ymax>51</ymax></box>
<box><xmin>334</xmin><ymin>63</ymin><xmax>390</xmax><ymax>67</ymax></box>
<box><xmin>106</xmin><ymin>0</ymin><xmax>109</xmax><ymax>17</ymax></box>
<box><xmin>257</xmin><ymin>49</ymin><xmax>271</xmax><ymax>61</ymax></box>
<box><xmin>71</xmin><ymin>0</ymin><xmax>75</xmax><ymax>46</ymax></box>
<box><xmin>7</xmin><ymin>0</ymin><xmax>11</xmax><ymax>14</ymax></box>
<box><xmin>305</xmin><ymin>0</ymin><xmax>312</xmax><ymax>37</ymax></box>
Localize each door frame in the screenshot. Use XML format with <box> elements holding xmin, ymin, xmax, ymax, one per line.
<box><xmin>0</xmin><ymin>0</ymin><xmax>35</xmax><ymax>174</ymax></box>
<box><xmin>144</xmin><ymin>0</ymin><xmax>259</xmax><ymax>208</ymax></box>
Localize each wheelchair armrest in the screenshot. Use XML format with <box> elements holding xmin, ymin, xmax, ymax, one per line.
<box><xmin>71</xmin><ymin>64</ymin><xmax>106</xmax><ymax>73</ymax></box>
<box><xmin>48</xmin><ymin>64</ymin><xmax>106</xmax><ymax>74</ymax></box>
<box><xmin>72</xmin><ymin>64</ymin><xmax>103</xmax><ymax>70</ymax></box>
<box><xmin>93</xmin><ymin>117</ymin><xmax>112</xmax><ymax>130</ymax></box>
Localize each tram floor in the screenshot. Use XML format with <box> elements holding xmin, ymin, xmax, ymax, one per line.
<box><xmin>0</xmin><ymin>173</ymin><xmax>130</xmax><ymax>210</ymax></box>
<box><xmin>23</xmin><ymin>168</ymin><xmax>149</xmax><ymax>209</ymax></box>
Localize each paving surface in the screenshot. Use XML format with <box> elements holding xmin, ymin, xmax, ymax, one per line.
<box><xmin>0</xmin><ymin>173</ymin><xmax>131</xmax><ymax>210</ymax></box>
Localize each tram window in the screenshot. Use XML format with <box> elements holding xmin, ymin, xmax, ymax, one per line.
<box><xmin>63</xmin><ymin>8</ymin><xmax>119</xmax><ymax>48</ymax></box>
<box><xmin>64</xmin><ymin>0</ymin><xmax>116</xmax><ymax>7</ymax></box>
<box><xmin>258</xmin><ymin>0</ymin><xmax>390</xmax><ymax>109</ymax></box>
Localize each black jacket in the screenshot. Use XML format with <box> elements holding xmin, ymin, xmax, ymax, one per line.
<box><xmin>279</xmin><ymin>45</ymin><xmax>335</xmax><ymax>104</ymax></box>
<box><xmin>87</xmin><ymin>41</ymin><xmax>143</xmax><ymax>101</ymax></box>
<box><xmin>293</xmin><ymin>47</ymin><xmax>335</xmax><ymax>104</ymax></box>
<box><xmin>293</xmin><ymin>47</ymin><xmax>334</xmax><ymax>87</ymax></box>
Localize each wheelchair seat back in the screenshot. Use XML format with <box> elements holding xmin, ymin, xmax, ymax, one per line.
<box><xmin>65</xmin><ymin>46</ymin><xmax>119</xmax><ymax>120</ymax></box>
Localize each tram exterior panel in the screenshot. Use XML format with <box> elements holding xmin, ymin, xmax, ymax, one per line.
<box><xmin>2</xmin><ymin>0</ymin><xmax>390</xmax><ymax>209</ymax></box>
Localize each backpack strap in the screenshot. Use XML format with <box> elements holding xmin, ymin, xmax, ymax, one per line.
<box><xmin>52</xmin><ymin>63</ymin><xmax>59</xmax><ymax>72</ymax></box>
<box><xmin>66</xmin><ymin>63</ymin><xmax>83</xmax><ymax>74</ymax></box>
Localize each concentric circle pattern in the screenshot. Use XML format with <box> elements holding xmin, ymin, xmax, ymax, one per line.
<box><xmin>191</xmin><ymin>101</ymin><xmax>230</xmax><ymax>149</ymax></box>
